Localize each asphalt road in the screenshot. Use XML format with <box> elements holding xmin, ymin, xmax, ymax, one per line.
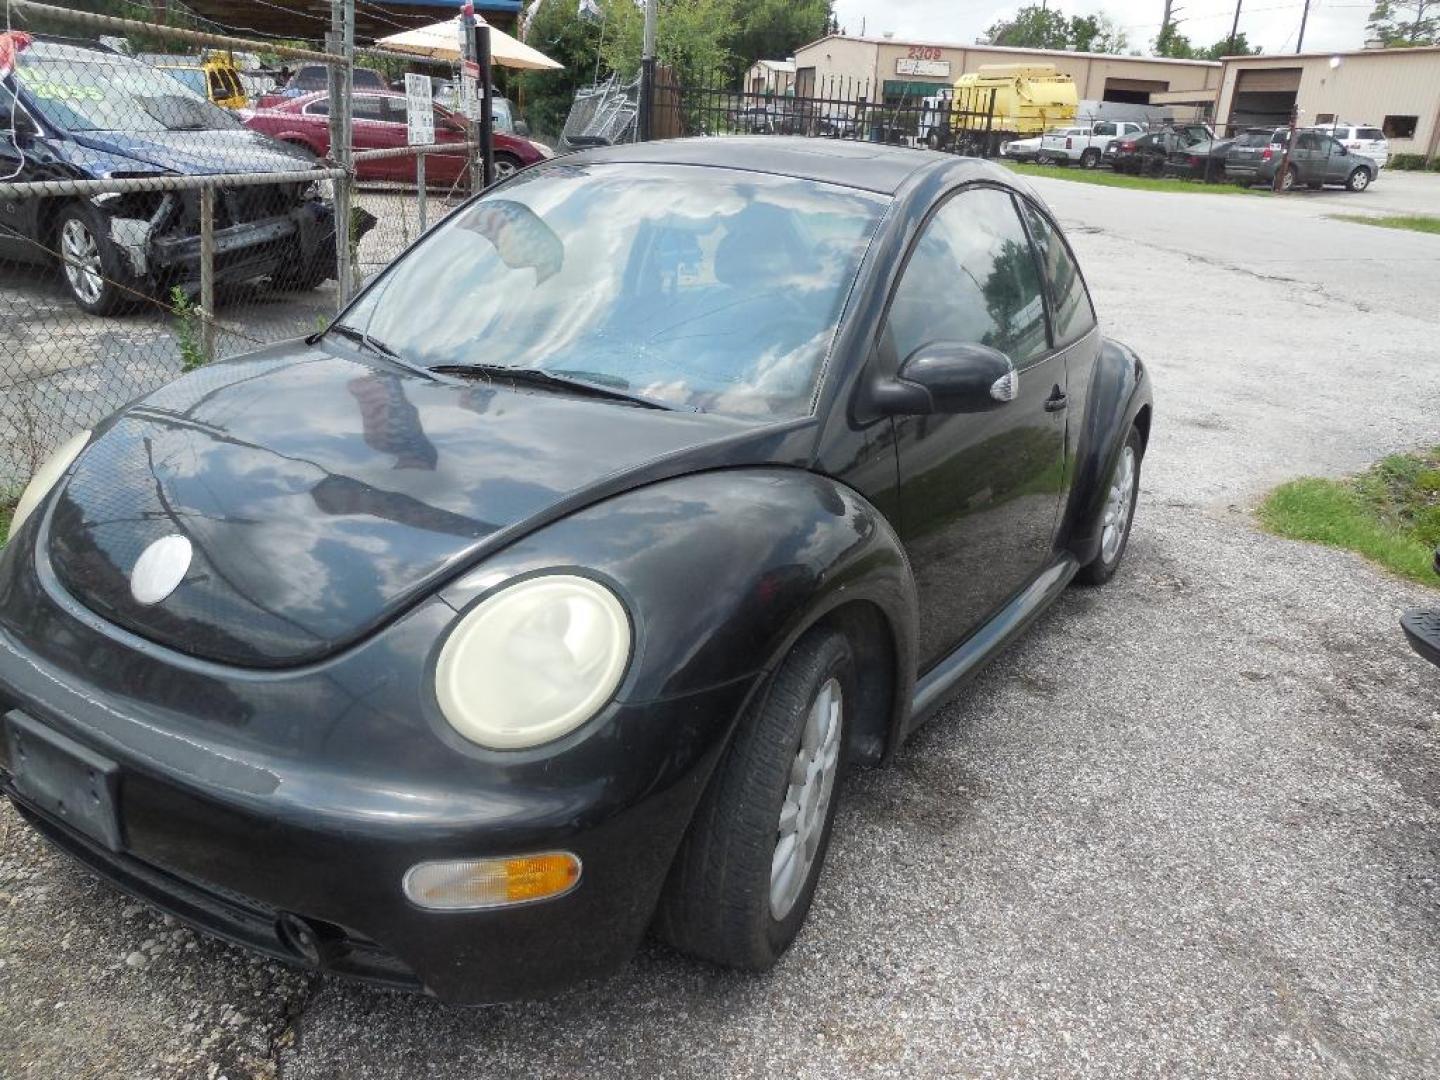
<box><xmin>3</xmin><ymin>170</ymin><xmax>1440</xmax><ymax>1080</ymax></box>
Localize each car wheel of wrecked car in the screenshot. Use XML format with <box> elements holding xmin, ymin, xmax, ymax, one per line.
<box><xmin>657</xmin><ymin>627</ymin><xmax>853</xmax><ymax>969</ymax></box>
<box><xmin>492</xmin><ymin>152</ymin><xmax>523</xmax><ymax>182</ymax></box>
<box><xmin>55</xmin><ymin>203</ymin><xmax>137</xmax><ymax>316</ymax></box>
<box><xmin>1076</xmin><ymin>426</ymin><xmax>1144</xmax><ymax>587</ymax></box>
<box><xmin>1346</xmin><ymin>168</ymin><xmax>1371</xmax><ymax>192</ymax></box>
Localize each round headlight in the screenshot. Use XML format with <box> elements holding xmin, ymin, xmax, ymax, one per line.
<box><xmin>435</xmin><ymin>574</ymin><xmax>631</xmax><ymax>749</ymax></box>
<box><xmin>9</xmin><ymin>430</ymin><xmax>90</xmax><ymax>540</ymax></box>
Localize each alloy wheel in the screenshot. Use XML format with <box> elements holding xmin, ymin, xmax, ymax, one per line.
<box><xmin>60</xmin><ymin>218</ymin><xmax>104</xmax><ymax>306</ymax></box>
<box><xmin>1100</xmin><ymin>445</ymin><xmax>1136</xmax><ymax>563</ymax></box>
<box><xmin>770</xmin><ymin>676</ymin><xmax>843</xmax><ymax>921</ymax></box>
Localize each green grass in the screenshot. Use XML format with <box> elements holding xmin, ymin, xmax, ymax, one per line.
<box><xmin>1259</xmin><ymin>447</ymin><xmax>1440</xmax><ymax>588</ymax></box>
<box><xmin>1331</xmin><ymin>213</ymin><xmax>1440</xmax><ymax>236</ymax></box>
<box><xmin>0</xmin><ymin>493</ymin><xmax>14</xmax><ymax>551</ymax></box>
<box><xmin>1003</xmin><ymin>161</ymin><xmax>1266</xmax><ymax>195</ymax></box>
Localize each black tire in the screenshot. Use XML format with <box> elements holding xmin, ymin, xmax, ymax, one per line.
<box><xmin>1075</xmin><ymin>425</ymin><xmax>1143</xmax><ymax>588</ymax></box>
<box><xmin>656</xmin><ymin>627</ymin><xmax>854</xmax><ymax>970</ymax></box>
<box><xmin>1080</xmin><ymin>147</ymin><xmax>1101</xmax><ymax>169</ymax></box>
<box><xmin>490</xmin><ymin>151</ymin><xmax>523</xmax><ymax>183</ymax></box>
<box><xmin>1280</xmin><ymin>166</ymin><xmax>1298</xmax><ymax>192</ymax></box>
<box><xmin>53</xmin><ymin>202</ymin><xmax>141</xmax><ymax>316</ymax></box>
<box><xmin>1346</xmin><ymin>167</ymin><xmax>1372</xmax><ymax>192</ymax></box>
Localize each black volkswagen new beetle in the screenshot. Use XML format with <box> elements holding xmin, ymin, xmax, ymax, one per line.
<box><xmin>0</xmin><ymin>138</ymin><xmax>1150</xmax><ymax>1002</ymax></box>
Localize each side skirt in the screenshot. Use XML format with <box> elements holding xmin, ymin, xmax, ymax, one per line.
<box><xmin>906</xmin><ymin>555</ymin><xmax>1078</xmax><ymax>733</ymax></box>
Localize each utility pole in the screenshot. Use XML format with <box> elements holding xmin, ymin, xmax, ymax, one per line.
<box><xmin>1225</xmin><ymin>0</ymin><xmax>1242</xmax><ymax>56</ymax></box>
<box><xmin>638</xmin><ymin>0</ymin><xmax>656</xmax><ymax>141</ymax></box>
<box><xmin>1296</xmin><ymin>0</ymin><xmax>1311</xmax><ymax>52</ymax></box>
<box><xmin>327</xmin><ymin>0</ymin><xmax>354</xmax><ymax>306</ymax></box>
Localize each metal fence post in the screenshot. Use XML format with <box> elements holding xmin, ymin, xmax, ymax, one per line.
<box><xmin>199</xmin><ymin>186</ymin><xmax>216</xmax><ymax>365</ymax></box>
<box><xmin>476</xmin><ymin>23</ymin><xmax>494</xmax><ymax>187</ymax></box>
<box><xmin>417</xmin><ymin>154</ymin><xmax>427</xmax><ymax>232</ymax></box>
<box><xmin>638</xmin><ymin>0</ymin><xmax>656</xmax><ymax>141</ymax></box>
<box><xmin>328</xmin><ymin>0</ymin><xmax>356</xmax><ymax>305</ymax></box>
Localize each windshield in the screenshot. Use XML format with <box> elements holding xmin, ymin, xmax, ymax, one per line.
<box><xmin>337</xmin><ymin>163</ymin><xmax>887</xmax><ymax>418</ymax></box>
<box><xmin>18</xmin><ymin>59</ymin><xmax>241</xmax><ymax>132</ymax></box>
<box><xmin>161</xmin><ymin>67</ymin><xmax>207</xmax><ymax>97</ymax></box>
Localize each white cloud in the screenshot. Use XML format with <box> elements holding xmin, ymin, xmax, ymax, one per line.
<box><xmin>828</xmin><ymin>0</ymin><xmax>1374</xmax><ymax>56</ymax></box>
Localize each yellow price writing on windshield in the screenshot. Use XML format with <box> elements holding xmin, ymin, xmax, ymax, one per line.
<box><xmin>23</xmin><ymin>79</ymin><xmax>105</xmax><ymax>103</ymax></box>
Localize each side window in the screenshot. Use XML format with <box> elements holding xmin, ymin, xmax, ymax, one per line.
<box><xmin>304</xmin><ymin>99</ymin><xmax>329</xmax><ymax>116</ymax></box>
<box><xmin>1328</xmin><ymin>138</ymin><xmax>1346</xmax><ymax>154</ymax></box>
<box><xmin>1094</xmin><ymin>122</ymin><xmax>1116</xmax><ymax>137</ymax></box>
<box><xmin>1297</xmin><ymin>132</ymin><xmax>1321</xmax><ymax>151</ymax></box>
<box><xmin>352</xmin><ymin>96</ymin><xmax>386</xmax><ymax>122</ymax></box>
<box><xmin>1020</xmin><ymin>200</ymin><xmax>1097</xmax><ymax>349</ymax></box>
<box><xmin>884</xmin><ymin>187</ymin><xmax>1049</xmax><ymax>369</ymax></box>
<box><xmin>1358</xmin><ymin>127</ymin><xmax>1383</xmax><ymax>141</ymax></box>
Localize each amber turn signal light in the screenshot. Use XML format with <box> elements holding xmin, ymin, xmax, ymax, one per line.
<box><xmin>402</xmin><ymin>852</ymin><xmax>582</xmax><ymax>910</ymax></box>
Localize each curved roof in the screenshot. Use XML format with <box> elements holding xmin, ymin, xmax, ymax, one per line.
<box><xmin>563</xmin><ymin>136</ymin><xmax>1014</xmax><ymax>196</ymax></box>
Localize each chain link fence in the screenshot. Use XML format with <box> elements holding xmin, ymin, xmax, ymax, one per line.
<box><xmin>0</xmin><ymin>0</ymin><xmax>493</xmax><ymax>495</ymax></box>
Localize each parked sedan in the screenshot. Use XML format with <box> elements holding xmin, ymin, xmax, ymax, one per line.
<box><xmin>1107</xmin><ymin>131</ymin><xmax>1186</xmax><ymax>176</ymax></box>
<box><xmin>0</xmin><ymin>34</ymin><xmax>342</xmax><ymax>314</ymax></box>
<box><xmin>1164</xmin><ymin>136</ymin><xmax>1236</xmax><ymax>180</ymax></box>
<box><xmin>244</xmin><ymin>91</ymin><xmax>549</xmax><ymax>184</ymax></box>
<box><xmin>1000</xmin><ymin>134</ymin><xmax>1042</xmax><ymax>161</ymax></box>
<box><xmin>1226</xmin><ymin>127</ymin><xmax>1378</xmax><ymax>192</ymax></box>
<box><xmin>0</xmin><ymin>138</ymin><xmax>1151</xmax><ymax>1004</ymax></box>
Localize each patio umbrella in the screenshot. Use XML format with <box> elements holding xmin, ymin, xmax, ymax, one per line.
<box><xmin>377</xmin><ymin>18</ymin><xmax>563</xmax><ymax>71</ymax></box>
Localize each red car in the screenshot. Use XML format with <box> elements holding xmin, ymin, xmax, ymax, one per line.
<box><xmin>242</xmin><ymin>91</ymin><xmax>548</xmax><ymax>186</ymax></box>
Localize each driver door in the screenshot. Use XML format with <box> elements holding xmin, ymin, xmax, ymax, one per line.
<box><xmin>883</xmin><ymin>186</ymin><xmax>1067</xmax><ymax>669</ymax></box>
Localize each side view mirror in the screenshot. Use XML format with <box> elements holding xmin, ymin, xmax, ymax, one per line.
<box><xmin>513</xmin><ymin>119</ymin><xmax>531</xmax><ymax>137</ymax></box>
<box><xmin>872</xmin><ymin>341</ymin><xmax>1017</xmax><ymax>415</ymax></box>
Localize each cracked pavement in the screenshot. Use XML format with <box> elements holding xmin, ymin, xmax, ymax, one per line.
<box><xmin>2</xmin><ymin>168</ymin><xmax>1439</xmax><ymax>1079</ymax></box>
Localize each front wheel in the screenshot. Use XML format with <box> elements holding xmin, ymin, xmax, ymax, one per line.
<box><xmin>491</xmin><ymin>152</ymin><xmax>522</xmax><ymax>183</ymax></box>
<box><xmin>1346</xmin><ymin>167</ymin><xmax>1371</xmax><ymax>192</ymax></box>
<box><xmin>55</xmin><ymin>203</ymin><xmax>139</xmax><ymax>316</ymax></box>
<box><xmin>656</xmin><ymin>627</ymin><xmax>852</xmax><ymax>969</ymax></box>
<box><xmin>1075</xmin><ymin>426</ymin><xmax>1143</xmax><ymax>587</ymax></box>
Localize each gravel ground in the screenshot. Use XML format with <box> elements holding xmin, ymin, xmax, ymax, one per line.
<box><xmin>3</xmin><ymin>169</ymin><xmax>1440</xmax><ymax>1079</ymax></box>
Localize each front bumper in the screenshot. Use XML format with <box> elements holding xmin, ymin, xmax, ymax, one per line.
<box><xmin>0</xmin><ymin>539</ymin><xmax>745</xmax><ymax>1002</ymax></box>
<box><xmin>148</xmin><ymin>202</ymin><xmax>335</xmax><ymax>287</ymax></box>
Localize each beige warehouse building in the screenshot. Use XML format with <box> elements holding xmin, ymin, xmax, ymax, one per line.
<box><xmin>1211</xmin><ymin>46</ymin><xmax>1440</xmax><ymax>160</ymax></box>
<box><xmin>790</xmin><ymin>34</ymin><xmax>1221</xmax><ymax>107</ymax></box>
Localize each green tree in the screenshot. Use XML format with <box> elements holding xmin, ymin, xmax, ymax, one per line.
<box><xmin>1366</xmin><ymin>0</ymin><xmax>1439</xmax><ymax>45</ymax></box>
<box><xmin>979</xmin><ymin>4</ymin><xmax>1073</xmax><ymax>49</ymax></box>
<box><xmin>597</xmin><ymin>0</ymin><xmax>736</xmax><ymax>84</ymax></box>
<box><xmin>731</xmin><ymin>0</ymin><xmax>832</xmax><ymax>69</ymax></box>
<box><xmin>1201</xmin><ymin>31</ymin><xmax>1263</xmax><ymax>59</ymax></box>
<box><xmin>1152</xmin><ymin>21</ymin><xmax>1198</xmax><ymax>58</ymax></box>
<box><xmin>519</xmin><ymin>0</ymin><xmax>606</xmax><ymax>139</ymax></box>
<box><xmin>1068</xmin><ymin>13</ymin><xmax>1129</xmax><ymax>53</ymax></box>
<box><xmin>981</xmin><ymin>5</ymin><xmax>1128</xmax><ymax>52</ymax></box>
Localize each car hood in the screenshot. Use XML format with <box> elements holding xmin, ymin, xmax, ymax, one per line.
<box><xmin>66</xmin><ymin>127</ymin><xmax>319</xmax><ymax>176</ymax></box>
<box><xmin>45</xmin><ymin>344</ymin><xmax>796</xmax><ymax>668</ymax></box>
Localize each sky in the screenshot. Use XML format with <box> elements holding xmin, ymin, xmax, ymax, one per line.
<box><xmin>829</xmin><ymin>0</ymin><xmax>1379</xmax><ymax>56</ymax></box>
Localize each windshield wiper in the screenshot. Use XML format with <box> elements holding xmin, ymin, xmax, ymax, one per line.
<box><xmin>326</xmin><ymin>323</ymin><xmax>438</xmax><ymax>381</ymax></box>
<box><xmin>429</xmin><ymin>364</ymin><xmax>691</xmax><ymax>411</ymax></box>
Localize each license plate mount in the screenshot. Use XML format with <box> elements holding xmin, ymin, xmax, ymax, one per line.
<box><xmin>4</xmin><ymin>710</ymin><xmax>123</xmax><ymax>852</ymax></box>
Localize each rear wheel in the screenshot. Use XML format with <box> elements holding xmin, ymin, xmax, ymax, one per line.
<box><xmin>1076</xmin><ymin>426</ymin><xmax>1143</xmax><ymax>587</ymax></box>
<box><xmin>1279</xmin><ymin>166</ymin><xmax>1298</xmax><ymax>192</ymax></box>
<box><xmin>657</xmin><ymin>627</ymin><xmax>852</xmax><ymax>969</ymax></box>
<box><xmin>1346</xmin><ymin>167</ymin><xmax>1371</xmax><ymax>192</ymax></box>
<box><xmin>1080</xmin><ymin>147</ymin><xmax>1101</xmax><ymax>169</ymax></box>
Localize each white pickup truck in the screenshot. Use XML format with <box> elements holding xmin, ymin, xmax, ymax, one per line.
<box><xmin>1040</xmin><ymin>120</ymin><xmax>1146</xmax><ymax>167</ymax></box>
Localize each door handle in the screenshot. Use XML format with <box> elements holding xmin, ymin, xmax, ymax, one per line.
<box><xmin>1044</xmin><ymin>387</ymin><xmax>1068</xmax><ymax>412</ymax></box>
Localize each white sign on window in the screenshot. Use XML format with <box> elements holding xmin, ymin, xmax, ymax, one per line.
<box><xmin>896</xmin><ymin>58</ymin><xmax>951</xmax><ymax>77</ymax></box>
<box><xmin>404</xmin><ymin>72</ymin><xmax>434</xmax><ymax>145</ymax></box>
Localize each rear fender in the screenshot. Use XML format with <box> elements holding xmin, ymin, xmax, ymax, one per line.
<box><xmin>1062</xmin><ymin>337</ymin><xmax>1152</xmax><ymax>566</ymax></box>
